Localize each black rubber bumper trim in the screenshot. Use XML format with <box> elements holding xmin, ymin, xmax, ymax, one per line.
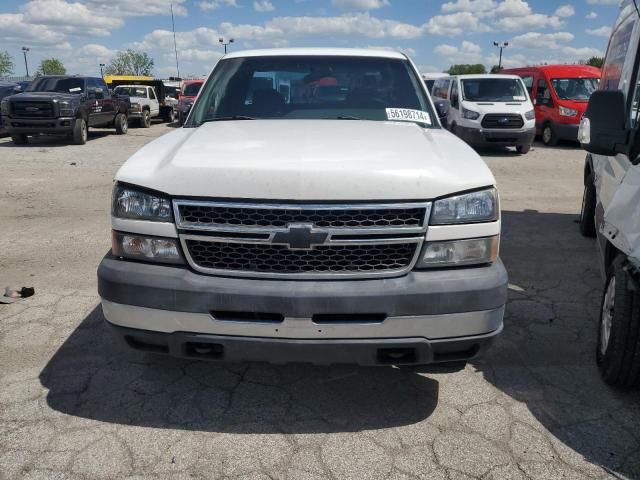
<box><xmin>97</xmin><ymin>255</ymin><xmax>508</xmax><ymax>317</ymax></box>
<box><xmin>105</xmin><ymin>319</ymin><xmax>502</xmax><ymax>366</ymax></box>
<box><xmin>457</xmin><ymin>125</ymin><xmax>536</xmax><ymax>146</ymax></box>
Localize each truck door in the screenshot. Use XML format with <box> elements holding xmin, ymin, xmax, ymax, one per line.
<box><xmin>535</xmin><ymin>78</ymin><xmax>554</xmax><ymax>126</ymax></box>
<box><xmin>148</xmin><ymin>87</ymin><xmax>160</xmax><ymax>116</ymax></box>
<box><xmin>86</xmin><ymin>78</ymin><xmax>107</xmax><ymax>126</ymax></box>
<box><xmin>98</xmin><ymin>78</ymin><xmax>115</xmax><ymax>124</ymax></box>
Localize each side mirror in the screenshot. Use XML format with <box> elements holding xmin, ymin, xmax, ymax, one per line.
<box><xmin>579</xmin><ymin>90</ymin><xmax>628</xmax><ymax>156</ymax></box>
<box><xmin>434</xmin><ymin>99</ymin><xmax>449</xmax><ymax>121</ymax></box>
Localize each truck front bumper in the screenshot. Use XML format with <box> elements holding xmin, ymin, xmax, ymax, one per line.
<box><xmin>7</xmin><ymin>116</ymin><xmax>75</xmax><ymax>135</ymax></box>
<box><xmin>98</xmin><ymin>256</ymin><xmax>508</xmax><ymax>365</ymax></box>
<box><xmin>457</xmin><ymin>126</ymin><xmax>535</xmax><ymax>147</ymax></box>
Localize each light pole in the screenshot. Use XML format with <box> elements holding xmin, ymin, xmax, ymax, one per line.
<box><xmin>493</xmin><ymin>41</ymin><xmax>508</xmax><ymax>71</ymax></box>
<box><xmin>22</xmin><ymin>46</ymin><xmax>30</xmax><ymax>77</ymax></box>
<box><xmin>219</xmin><ymin>37</ymin><xmax>234</xmax><ymax>54</ymax></box>
<box><xmin>99</xmin><ymin>63</ymin><xmax>105</xmax><ymax>77</ymax></box>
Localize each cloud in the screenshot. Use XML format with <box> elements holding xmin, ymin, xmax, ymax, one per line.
<box><xmin>198</xmin><ymin>0</ymin><xmax>238</xmax><ymax>11</ymax></box>
<box><xmin>0</xmin><ymin>13</ymin><xmax>69</xmax><ymax>46</ymax></box>
<box><xmin>424</xmin><ymin>12</ymin><xmax>491</xmax><ymax>35</ymax></box>
<box><xmin>254</xmin><ymin>0</ymin><xmax>275</xmax><ymax>12</ymax></box>
<box><xmin>586</xmin><ymin>26</ymin><xmax>612</xmax><ymax>37</ymax></box>
<box><xmin>586</xmin><ymin>11</ymin><xmax>598</xmax><ymax>19</ymax></box>
<box><xmin>586</xmin><ymin>0</ymin><xmax>620</xmax><ymax>4</ymax></box>
<box><xmin>441</xmin><ymin>0</ymin><xmax>497</xmax><ymax>13</ymax></box>
<box><xmin>435</xmin><ymin>40</ymin><xmax>483</xmax><ymax>63</ymax></box>
<box><xmin>22</xmin><ymin>0</ymin><xmax>123</xmax><ymax>36</ymax></box>
<box><xmin>554</xmin><ymin>4</ymin><xmax>575</xmax><ymax>17</ymax></box>
<box><xmin>511</xmin><ymin>31</ymin><xmax>574</xmax><ymax>49</ymax></box>
<box><xmin>84</xmin><ymin>0</ymin><xmax>188</xmax><ymax>17</ymax></box>
<box><xmin>495</xmin><ymin>0</ymin><xmax>531</xmax><ymax>17</ymax></box>
<box><xmin>332</xmin><ymin>0</ymin><xmax>390</xmax><ymax>10</ymax></box>
<box><xmin>495</xmin><ymin>13</ymin><xmax>564</xmax><ymax>31</ymax></box>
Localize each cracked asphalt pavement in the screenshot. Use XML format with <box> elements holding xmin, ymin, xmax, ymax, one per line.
<box><xmin>1</xmin><ymin>124</ymin><xmax>640</xmax><ymax>480</ymax></box>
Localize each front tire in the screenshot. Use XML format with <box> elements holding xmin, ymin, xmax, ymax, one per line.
<box><xmin>114</xmin><ymin>113</ymin><xmax>128</xmax><ymax>135</ymax></box>
<box><xmin>11</xmin><ymin>133</ymin><xmax>28</xmax><ymax>145</ymax></box>
<box><xmin>597</xmin><ymin>256</ymin><xmax>640</xmax><ymax>388</ymax></box>
<box><xmin>516</xmin><ymin>144</ymin><xmax>531</xmax><ymax>154</ymax></box>
<box><xmin>580</xmin><ymin>173</ymin><xmax>597</xmax><ymax>237</ymax></box>
<box><xmin>164</xmin><ymin>109</ymin><xmax>175</xmax><ymax>123</ymax></box>
<box><xmin>72</xmin><ymin>118</ymin><xmax>87</xmax><ymax>145</ymax></box>
<box><xmin>542</xmin><ymin>123</ymin><xmax>558</xmax><ymax>146</ymax></box>
<box><xmin>140</xmin><ymin>109</ymin><xmax>151</xmax><ymax>128</ymax></box>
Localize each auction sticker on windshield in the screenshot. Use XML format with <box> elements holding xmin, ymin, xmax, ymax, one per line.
<box><xmin>386</xmin><ymin>108</ymin><xmax>431</xmax><ymax>124</ymax></box>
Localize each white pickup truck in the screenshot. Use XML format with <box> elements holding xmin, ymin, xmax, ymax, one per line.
<box><xmin>98</xmin><ymin>48</ymin><xmax>507</xmax><ymax>366</ymax></box>
<box><xmin>112</xmin><ymin>85</ymin><xmax>160</xmax><ymax>128</ymax></box>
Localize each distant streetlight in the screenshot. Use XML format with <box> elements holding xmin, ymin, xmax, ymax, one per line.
<box><xmin>493</xmin><ymin>41</ymin><xmax>509</xmax><ymax>70</ymax></box>
<box><xmin>100</xmin><ymin>63</ymin><xmax>105</xmax><ymax>77</ymax></box>
<box><xmin>219</xmin><ymin>37</ymin><xmax>234</xmax><ymax>54</ymax></box>
<box><xmin>22</xmin><ymin>46</ymin><xmax>30</xmax><ymax>77</ymax></box>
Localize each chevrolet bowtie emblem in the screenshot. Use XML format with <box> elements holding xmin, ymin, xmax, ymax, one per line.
<box><xmin>271</xmin><ymin>224</ymin><xmax>329</xmax><ymax>250</ymax></box>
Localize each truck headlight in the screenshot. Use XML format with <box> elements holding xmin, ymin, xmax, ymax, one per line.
<box><xmin>112</xmin><ymin>184</ymin><xmax>172</xmax><ymax>222</ymax></box>
<box><xmin>112</xmin><ymin>231</ymin><xmax>183</xmax><ymax>264</ymax></box>
<box><xmin>462</xmin><ymin>107</ymin><xmax>480</xmax><ymax>120</ymax></box>
<box><xmin>418</xmin><ymin>236</ymin><xmax>499</xmax><ymax>268</ymax></box>
<box><xmin>431</xmin><ymin>188</ymin><xmax>498</xmax><ymax>225</ymax></box>
<box><xmin>57</xmin><ymin>100</ymin><xmax>74</xmax><ymax>116</ymax></box>
<box><xmin>524</xmin><ymin>109</ymin><xmax>535</xmax><ymax>120</ymax></box>
<box><xmin>559</xmin><ymin>106</ymin><xmax>578</xmax><ymax>117</ymax></box>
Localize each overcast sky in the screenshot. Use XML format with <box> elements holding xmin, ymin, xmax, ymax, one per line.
<box><xmin>0</xmin><ymin>0</ymin><xmax>620</xmax><ymax>78</ymax></box>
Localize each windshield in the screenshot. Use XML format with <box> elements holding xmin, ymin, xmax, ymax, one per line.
<box><xmin>461</xmin><ymin>78</ymin><xmax>527</xmax><ymax>102</ymax></box>
<box><xmin>551</xmin><ymin>78</ymin><xmax>599</xmax><ymax>101</ymax></box>
<box><xmin>183</xmin><ymin>82</ymin><xmax>202</xmax><ymax>97</ymax></box>
<box><xmin>114</xmin><ymin>86</ymin><xmax>148</xmax><ymax>98</ymax></box>
<box><xmin>27</xmin><ymin>77</ymin><xmax>85</xmax><ymax>94</ymax></box>
<box><xmin>188</xmin><ymin>55</ymin><xmax>432</xmax><ymax>126</ymax></box>
<box><xmin>165</xmin><ymin>86</ymin><xmax>179</xmax><ymax>99</ymax></box>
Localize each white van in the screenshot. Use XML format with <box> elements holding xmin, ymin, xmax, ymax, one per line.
<box><xmin>441</xmin><ymin>74</ymin><xmax>535</xmax><ymax>154</ymax></box>
<box><xmin>578</xmin><ymin>0</ymin><xmax>640</xmax><ymax>388</ymax></box>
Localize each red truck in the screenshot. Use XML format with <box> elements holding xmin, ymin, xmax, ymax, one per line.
<box><xmin>178</xmin><ymin>79</ymin><xmax>204</xmax><ymax>126</ymax></box>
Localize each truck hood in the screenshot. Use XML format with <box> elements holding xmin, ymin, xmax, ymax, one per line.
<box><xmin>115</xmin><ymin>120</ymin><xmax>495</xmax><ymax>200</ymax></box>
<box><xmin>10</xmin><ymin>92</ymin><xmax>80</xmax><ymax>102</ymax></box>
<box><xmin>462</xmin><ymin>100</ymin><xmax>533</xmax><ymax>116</ymax></box>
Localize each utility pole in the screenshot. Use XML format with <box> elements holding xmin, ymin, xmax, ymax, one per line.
<box><xmin>219</xmin><ymin>37</ymin><xmax>234</xmax><ymax>54</ymax></box>
<box><xmin>493</xmin><ymin>41</ymin><xmax>508</xmax><ymax>70</ymax></box>
<box><xmin>99</xmin><ymin>63</ymin><xmax>105</xmax><ymax>77</ymax></box>
<box><xmin>171</xmin><ymin>3</ymin><xmax>180</xmax><ymax>78</ymax></box>
<box><xmin>22</xmin><ymin>46</ymin><xmax>30</xmax><ymax>77</ymax></box>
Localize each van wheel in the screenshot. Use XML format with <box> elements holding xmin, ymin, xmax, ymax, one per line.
<box><xmin>11</xmin><ymin>133</ymin><xmax>28</xmax><ymax>145</ymax></box>
<box><xmin>115</xmin><ymin>113</ymin><xmax>128</xmax><ymax>134</ymax></box>
<box><xmin>72</xmin><ymin>118</ymin><xmax>87</xmax><ymax>145</ymax></box>
<box><xmin>516</xmin><ymin>144</ymin><xmax>531</xmax><ymax>154</ymax></box>
<box><xmin>580</xmin><ymin>173</ymin><xmax>597</xmax><ymax>237</ymax></box>
<box><xmin>542</xmin><ymin>123</ymin><xmax>558</xmax><ymax>146</ymax></box>
<box><xmin>140</xmin><ymin>109</ymin><xmax>151</xmax><ymax>128</ymax></box>
<box><xmin>164</xmin><ymin>109</ymin><xmax>175</xmax><ymax>123</ymax></box>
<box><xmin>597</xmin><ymin>256</ymin><xmax>640</xmax><ymax>388</ymax></box>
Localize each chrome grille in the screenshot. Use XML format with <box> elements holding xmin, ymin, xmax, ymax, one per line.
<box><xmin>175</xmin><ymin>200</ymin><xmax>431</xmax><ymax>279</ymax></box>
<box><xmin>177</xmin><ymin>203</ymin><xmax>426</xmax><ymax>230</ymax></box>
<box><xmin>185</xmin><ymin>240</ymin><xmax>416</xmax><ymax>274</ymax></box>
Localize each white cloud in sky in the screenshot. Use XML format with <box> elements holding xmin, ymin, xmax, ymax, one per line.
<box><xmin>424</xmin><ymin>12</ymin><xmax>491</xmax><ymax>35</ymax></box>
<box><xmin>586</xmin><ymin>11</ymin><xmax>598</xmax><ymax>19</ymax></box>
<box><xmin>254</xmin><ymin>0</ymin><xmax>275</xmax><ymax>12</ymax></box>
<box><xmin>435</xmin><ymin>40</ymin><xmax>483</xmax><ymax>63</ymax></box>
<box><xmin>586</xmin><ymin>25</ymin><xmax>613</xmax><ymax>37</ymax></box>
<box><xmin>198</xmin><ymin>0</ymin><xmax>238</xmax><ymax>12</ymax></box>
<box><xmin>554</xmin><ymin>5</ymin><xmax>575</xmax><ymax>18</ymax></box>
<box><xmin>332</xmin><ymin>0</ymin><xmax>390</xmax><ymax>10</ymax></box>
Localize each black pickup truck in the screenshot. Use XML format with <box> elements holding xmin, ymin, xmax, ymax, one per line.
<box><xmin>1</xmin><ymin>76</ymin><xmax>130</xmax><ymax>145</ymax></box>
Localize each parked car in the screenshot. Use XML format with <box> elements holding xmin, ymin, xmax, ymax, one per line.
<box><xmin>422</xmin><ymin>72</ymin><xmax>448</xmax><ymax>95</ymax></box>
<box><xmin>112</xmin><ymin>85</ymin><xmax>160</xmax><ymax>128</ymax></box>
<box><xmin>503</xmin><ymin>65</ymin><xmax>601</xmax><ymax>146</ymax></box>
<box><xmin>98</xmin><ymin>48</ymin><xmax>507</xmax><ymax>367</ymax></box>
<box><xmin>578</xmin><ymin>0</ymin><xmax>640</xmax><ymax>388</ymax></box>
<box><xmin>104</xmin><ymin>76</ymin><xmax>178</xmax><ymax>123</ymax></box>
<box><xmin>0</xmin><ymin>82</ymin><xmax>18</xmax><ymax>135</ymax></box>
<box><xmin>1</xmin><ymin>76</ymin><xmax>130</xmax><ymax>145</ymax></box>
<box><xmin>177</xmin><ymin>79</ymin><xmax>204</xmax><ymax>126</ymax></box>
<box><xmin>433</xmin><ymin>74</ymin><xmax>535</xmax><ymax>154</ymax></box>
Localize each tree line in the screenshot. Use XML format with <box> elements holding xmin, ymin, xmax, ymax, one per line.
<box><xmin>0</xmin><ymin>49</ymin><xmax>154</xmax><ymax>77</ymax></box>
<box><xmin>446</xmin><ymin>56</ymin><xmax>605</xmax><ymax>75</ymax></box>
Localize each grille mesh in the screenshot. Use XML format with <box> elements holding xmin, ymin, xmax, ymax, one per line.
<box><xmin>185</xmin><ymin>240</ymin><xmax>417</xmax><ymax>274</ymax></box>
<box><xmin>178</xmin><ymin>205</ymin><xmax>426</xmax><ymax>229</ymax></box>
<box><xmin>11</xmin><ymin>101</ymin><xmax>54</xmax><ymax>118</ymax></box>
<box><xmin>481</xmin><ymin>114</ymin><xmax>524</xmax><ymax>129</ymax></box>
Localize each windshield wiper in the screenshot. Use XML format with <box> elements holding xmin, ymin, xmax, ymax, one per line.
<box><xmin>199</xmin><ymin>115</ymin><xmax>255</xmax><ymax>124</ymax></box>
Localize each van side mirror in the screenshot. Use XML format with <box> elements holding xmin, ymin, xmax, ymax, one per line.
<box><xmin>433</xmin><ymin>99</ymin><xmax>449</xmax><ymax>122</ymax></box>
<box><xmin>579</xmin><ymin>90</ymin><xmax>629</xmax><ymax>156</ymax></box>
